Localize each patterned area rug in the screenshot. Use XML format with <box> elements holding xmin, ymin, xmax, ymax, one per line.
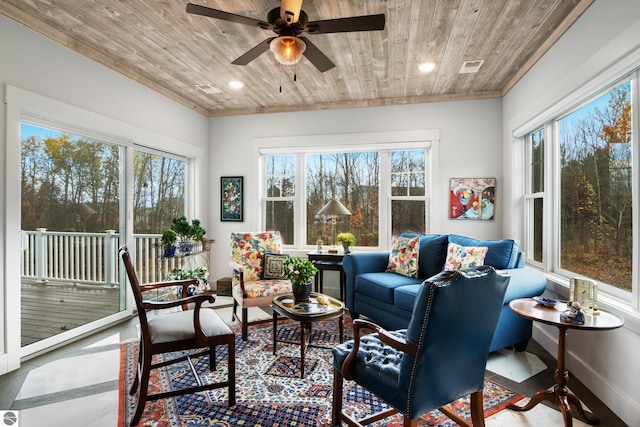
<box><xmin>118</xmin><ymin>318</ymin><xmax>523</xmax><ymax>426</ymax></box>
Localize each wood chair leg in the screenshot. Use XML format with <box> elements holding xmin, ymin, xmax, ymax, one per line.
<box><xmin>331</xmin><ymin>367</ymin><xmax>344</xmax><ymax>426</ymax></box>
<box><xmin>209</xmin><ymin>345</ymin><xmax>217</xmax><ymax>371</ymax></box>
<box><xmin>232</xmin><ymin>298</ymin><xmax>238</xmax><ymax>322</ymax></box>
<box><xmin>241</xmin><ymin>307</ymin><xmax>249</xmax><ymax>341</ymax></box>
<box><xmin>227</xmin><ymin>336</ymin><xmax>236</xmax><ymax>406</ymax></box>
<box><xmin>131</xmin><ymin>350</ymin><xmax>153</xmax><ymax>426</ymax></box>
<box><xmin>129</xmin><ymin>343</ymin><xmax>142</xmax><ymax>395</ymax></box>
<box><xmin>469</xmin><ymin>390</ymin><xmax>486</xmax><ymax>427</ymax></box>
<box><xmin>403</xmin><ymin>415</ymin><xmax>419</xmax><ymax>427</ymax></box>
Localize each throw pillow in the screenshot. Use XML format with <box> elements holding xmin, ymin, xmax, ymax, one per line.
<box><xmin>386</xmin><ymin>235</ymin><xmax>420</xmax><ymax>278</ymax></box>
<box><xmin>261</xmin><ymin>253</ymin><xmax>289</xmax><ymax>280</ymax></box>
<box><xmin>444</xmin><ymin>242</ymin><xmax>488</xmax><ymax>271</ymax></box>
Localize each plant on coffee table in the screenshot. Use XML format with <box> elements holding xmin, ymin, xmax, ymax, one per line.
<box><xmin>283</xmin><ymin>257</ymin><xmax>318</xmax><ymax>302</ymax></box>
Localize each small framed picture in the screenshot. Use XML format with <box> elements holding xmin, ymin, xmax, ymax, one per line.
<box><xmin>221</xmin><ymin>176</ymin><xmax>243</xmax><ymax>222</ymax></box>
<box><xmin>569</xmin><ymin>277</ymin><xmax>599</xmax><ymax>314</ymax></box>
<box><xmin>449</xmin><ymin>178</ymin><xmax>496</xmax><ymax>220</ymax></box>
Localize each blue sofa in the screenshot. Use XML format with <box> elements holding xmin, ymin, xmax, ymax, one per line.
<box><xmin>342</xmin><ymin>233</ymin><xmax>548</xmax><ymax>352</ymax></box>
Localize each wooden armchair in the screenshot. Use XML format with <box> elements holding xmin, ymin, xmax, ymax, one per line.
<box><xmin>119</xmin><ymin>246</ymin><xmax>236</xmax><ymax>426</ymax></box>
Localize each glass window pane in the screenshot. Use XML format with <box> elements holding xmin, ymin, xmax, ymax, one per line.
<box><xmin>533</xmin><ymin>198</ymin><xmax>543</xmax><ymax>263</ymax></box>
<box><xmin>391</xmin><ymin>150</ymin><xmax>425</xmax><ymax>197</ymax></box>
<box><xmin>266</xmin><ymin>155</ymin><xmax>295</xmax><ymax>197</ymax></box>
<box><xmin>20</xmin><ymin>123</ymin><xmax>124</xmax><ymax>347</ymax></box>
<box><xmin>133</xmin><ymin>152</ymin><xmax>185</xmax><ymax>234</ymax></box>
<box><xmin>391</xmin><ymin>200</ymin><xmax>426</xmax><ymax>236</ymax></box>
<box><xmin>531</xmin><ymin>129</ymin><xmax>544</xmax><ymax>193</ymax></box>
<box><xmin>306</xmin><ymin>152</ymin><xmax>379</xmax><ymax>247</ymax></box>
<box><xmin>266</xmin><ymin>200</ymin><xmax>294</xmax><ymax>244</ymax></box>
<box><xmin>558</xmin><ymin>81</ymin><xmax>632</xmax><ymax>291</ymax></box>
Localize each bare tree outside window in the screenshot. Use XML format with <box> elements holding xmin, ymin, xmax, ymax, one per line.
<box><xmin>558</xmin><ymin>81</ymin><xmax>632</xmax><ymax>291</ymax></box>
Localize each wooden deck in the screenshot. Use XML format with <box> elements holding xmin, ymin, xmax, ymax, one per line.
<box><xmin>21</xmin><ymin>281</ymin><xmax>121</xmax><ymax>347</ymax></box>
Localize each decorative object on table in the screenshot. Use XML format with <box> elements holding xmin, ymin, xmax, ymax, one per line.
<box><xmin>160</xmin><ymin>229</ymin><xmax>177</xmax><ymax>258</ymax></box>
<box><xmin>560</xmin><ymin>301</ymin><xmax>585</xmax><ymax>325</ymax></box>
<box><xmin>336</xmin><ymin>232</ymin><xmax>355</xmax><ymax>253</ymax></box>
<box><xmin>316</xmin><ymin>239</ymin><xmax>323</xmax><ymax>253</ymax></box>
<box><xmin>533</xmin><ymin>296</ymin><xmax>558</xmax><ymax>308</ymax></box>
<box><xmin>569</xmin><ymin>277</ymin><xmax>599</xmax><ymax>315</ymax></box>
<box><xmin>317</xmin><ymin>198</ymin><xmax>351</xmax><ymax>250</ymax></box>
<box><xmin>119</xmin><ymin>320</ymin><xmax>524</xmax><ymax>426</ymax></box>
<box><xmin>449</xmin><ymin>178</ymin><xmax>496</xmax><ymax>220</ymax></box>
<box><xmin>171</xmin><ymin>216</ymin><xmax>207</xmax><ymax>255</ymax></box>
<box><xmin>283</xmin><ymin>256</ymin><xmax>318</xmax><ymax>302</ymax></box>
<box><xmin>221</xmin><ymin>176</ymin><xmax>244</xmax><ymax>222</ymax></box>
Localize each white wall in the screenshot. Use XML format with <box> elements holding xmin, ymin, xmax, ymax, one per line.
<box><xmin>207</xmin><ymin>98</ymin><xmax>503</xmax><ymax>278</ymax></box>
<box><xmin>503</xmin><ymin>0</ymin><xmax>640</xmax><ymax>424</ymax></box>
<box><xmin>0</xmin><ymin>15</ymin><xmax>209</xmax><ymax>371</ymax></box>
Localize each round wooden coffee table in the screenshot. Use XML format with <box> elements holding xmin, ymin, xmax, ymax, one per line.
<box><xmin>507</xmin><ymin>298</ymin><xmax>624</xmax><ymax>426</ymax></box>
<box><xmin>272</xmin><ymin>292</ymin><xmax>345</xmax><ymax>378</ymax></box>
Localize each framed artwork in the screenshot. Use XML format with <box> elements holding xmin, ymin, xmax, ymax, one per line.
<box><xmin>221</xmin><ymin>176</ymin><xmax>243</xmax><ymax>222</ymax></box>
<box><xmin>449</xmin><ymin>178</ymin><xmax>496</xmax><ymax>220</ymax></box>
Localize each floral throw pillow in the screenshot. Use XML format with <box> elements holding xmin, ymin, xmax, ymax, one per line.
<box><xmin>386</xmin><ymin>235</ymin><xmax>420</xmax><ymax>278</ymax></box>
<box><xmin>444</xmin><ymin>242</ymin><xmax>488</xmax><ymax>271</ymax></box>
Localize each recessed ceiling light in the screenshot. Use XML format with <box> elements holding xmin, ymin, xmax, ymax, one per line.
<box><xmin>228</xmin><ymin>80</ymin><xmax>244</xmax><ymax>89</ymax></box>
<box><xmin>418</xmin><ymin>62</ymin><xmax>437</xmax><ymax>73</ymax></box>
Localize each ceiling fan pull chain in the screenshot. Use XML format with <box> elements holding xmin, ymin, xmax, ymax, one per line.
<box><xmin>293</xmin><ymin>63</ymin><xmax>297</xmax><ymax>82</ymax></box>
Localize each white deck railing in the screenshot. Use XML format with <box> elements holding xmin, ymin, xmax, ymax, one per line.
<box><xmin>20</xmin><ymin>228</ymin><xmax>208</xmax><ymax>287</ymax></box>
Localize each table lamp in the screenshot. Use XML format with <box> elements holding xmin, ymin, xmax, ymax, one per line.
<box><xmin>317</xmin><ymin>198</ymin><xmax>351</xmax><ymax>248</ymax></box>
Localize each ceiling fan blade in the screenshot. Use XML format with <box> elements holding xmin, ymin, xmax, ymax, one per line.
<box><xmin>304</xmin><ymin>14</ymin><xmax>385</xmax><ymax>34</ymax></box>
<box><xmin>186</xmin><ymin>3</ymin><xmax>272</xmax><ymax>30</ymax></box>
<box><xmin>231</xmin><ymin>37</ymin><xmax>277</xmax><ymax>65</ymax></box>
<box><xmin>299</xmin><ymin>37</ymin><xmax>335</xmax><ymax>72</ymax></box>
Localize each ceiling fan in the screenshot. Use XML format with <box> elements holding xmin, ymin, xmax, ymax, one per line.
<box><xmin>186</xmin><ymin>0</ymin><xmax>385</xmax><ymax>72</ymax></box>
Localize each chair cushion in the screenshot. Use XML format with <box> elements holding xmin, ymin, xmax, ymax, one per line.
<box><xmin>261</xmin><ymin>253</ymin><xmax>289</xmax><ymax>279</ymax></box>
<box><xmin>386</xmin><ymin>235</ymin><xmax>420</xmax><ymax>277</ymax></box>
<box><xmin>233</xmin><ymin>279</ymin><xmax>292</xmax><ymax>299</ymax></box>
<box><xmin>148</xmin><ymin>308</ymin><xmax>232</xmax><ymax>344</ymax></box>
<box><xmin>333</xmin><ymin>330</ymin><xmax>408</xmax><ymax>410</ymax></box>
<box><xmin>444</xmin><ymin>242</ymin><xmax>488</xmax><ymax>270</ymax></box>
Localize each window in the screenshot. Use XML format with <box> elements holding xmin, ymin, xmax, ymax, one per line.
<box><xmin>524</xmin><ymin>128</ymin><xmax>545</xmax><ymax>264</ymax></box>
<box><xmin>523</xmin><ymin>77</ymin><xmax>635</xmax><ymax>296</ymax></box>
<box><xmin>262</xmin><ymin>145</ymin><xmax>429</xmax><ymax>249</ymax></box>
<box><xmin>265</xmin><ymin>155</ymin><xmax>296</xmax><ymax>244</ymax></box>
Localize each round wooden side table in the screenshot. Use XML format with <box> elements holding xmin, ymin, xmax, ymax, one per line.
<box><xmin>507</xmin><ymin>298</ymin><xmax>624</xmax><ymax>427</ymax></box>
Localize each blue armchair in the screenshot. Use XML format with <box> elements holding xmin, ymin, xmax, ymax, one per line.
<box><xmin>332</xmin><ymin>266</ymin><xmax>510</xmax><ymax>427</ymax></box>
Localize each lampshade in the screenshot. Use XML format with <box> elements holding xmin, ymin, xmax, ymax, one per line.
<box><xmin>270</xmin><ymin>36</ymin><xmax>306</xmax><ymax>65</ymax></box>
<box><xmin>317</xmin><ymin>198</ymin><xmax>352</xmax><ymax>217</ymax></box>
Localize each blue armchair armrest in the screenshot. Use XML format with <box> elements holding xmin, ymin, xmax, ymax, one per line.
<box><xmin>343</xmin><ymin>252</ymin><xmax>389</xmax><ymax>312</ymax></box>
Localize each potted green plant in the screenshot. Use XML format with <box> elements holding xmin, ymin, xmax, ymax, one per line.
<box><xmin>171</xmin><ymin>216</ymin><xmax>207</xmax><ymax>255</ymax></box>
<box><xmin>167</xmin><ymin>266</ymin><xmax>209</xmax><ymax>296</ymax></box>
<box><xmin>161</xmin><ymin>229</ymin><xmax>177</xmax><ymax>258</ymax></box>
<box><xmin>283</xmin><ymin>257</ymin><xmax>319</xmax><ymax>302</ymax></box>
<box><xmin>337</xmin><ymin>232</ymin><xmax>356</xmax><ymax>253</ymax></box>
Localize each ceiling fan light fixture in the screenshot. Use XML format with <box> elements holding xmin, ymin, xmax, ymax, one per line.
<box><xmin>270</xmin><ymin>36</ymin><xmax>306</xmax><ymax>65</ymax></box>
<box><xmin>228</xmin><ymin>80</ymin><xmax>244</xmax><ymax>89</ymax></box>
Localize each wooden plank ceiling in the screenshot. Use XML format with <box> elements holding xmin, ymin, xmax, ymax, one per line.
<box><xmin>1</xmin><ymin>0</ymin><xmax>593</xmax><ymax>117</ymax></box>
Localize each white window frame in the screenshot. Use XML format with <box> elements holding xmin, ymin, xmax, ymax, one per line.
<box><xmin>516</xmin><ymin>69</ymin><xmax>640</xmax><ymax>315</ymax></box>
<box><xmin>253</xmin><ymin>130</ymin><xmax>439</xmax><ymax>251</ymax></box>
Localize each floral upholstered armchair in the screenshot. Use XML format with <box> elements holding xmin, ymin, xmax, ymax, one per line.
<box><xmin>229</xmin><ymin>231</ymin><xmax>292</xmax><ymax>340</ymax></box>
